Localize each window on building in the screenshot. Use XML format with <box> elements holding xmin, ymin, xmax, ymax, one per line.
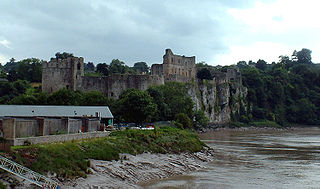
<box><xmin>77</xmin><ymin>63</ymin><xmax>81</xmax><ymax>70</ymax></box>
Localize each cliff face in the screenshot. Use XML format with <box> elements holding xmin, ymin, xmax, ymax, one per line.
<box><xmin>187</xmin><ymin>78</ymin><xmax>247</xmax><ymax>125</ymax></box>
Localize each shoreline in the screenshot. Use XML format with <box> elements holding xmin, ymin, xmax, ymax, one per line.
<box><xmin>62</xmin><ymin>147</ymin><xmax>214</xmax><ymax>189</ymax></box>
<box><xmin>196</xmin><ymin>125</ymin><xmax>315</xmax><ymax>133</ymax></box>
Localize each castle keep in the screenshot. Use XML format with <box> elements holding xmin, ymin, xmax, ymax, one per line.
<box><xmin>42</xmin><ymin>49</ymin><xmax>196</xmax><ymax>98</ymax></box>
<box><xmin>151</xmin><ymin>49</ymin><xmax>196</xmax><ymax>82</ymax></box>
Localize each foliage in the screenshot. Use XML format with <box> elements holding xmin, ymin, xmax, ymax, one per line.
<box><xmin>47</xmin><ymin>88</ymin><xmax>83</xmax><ymax>105</ymax></box>
<box><xmin>80</xmin><ymin>91</ymin><xmax>110</xmax><ymax>106</ymax></box>
<box><xmin>96</xmin><ymin>63</ymin><xmax>109</xmax><ymax>76</ymax></box>
<box><xmin>147</xmin><ymin>82</ymin><xmax>194</xmax><ymax>121</ymax></box>
<box><xmin>193</xmin><ymin>110</ymin><xmax>209</xmax><ymax>128</ymax></box>
<box><xmin>55</xmin><ymin>52</ymin><xmax>74</xmax><ymax>59</ymax></box>
<box><xmin>84</xmin><ymin>62</ymin><xmax>95</xmax><ymax>72</ymax></box>
<box><xmin>11</xmin><ymin>127</ymin><xmax>205</xmax><ymax>179</ymax></box>
<box><xmin>174</xmin><ymin>113</ymin><xmax>193</xmax><ymax>129</ymax></box>
<box><xmin>196</xmin><ymin>67</ymin><xmax>213</xmax><ymax>80</ymax></box>
<box><xmin>0</xmin><ymin>80</ymin><xmax>31</xmax><ymax>103</ymax></box>
<box><xmin>133</xmin><ymin>62</ymin><xmax>149</xmax><ymax>73</ymax></box>
<box><xmin>238</xmin><ymin>48</ymin><xmax>320</xmax><ymax>125</ymax></box>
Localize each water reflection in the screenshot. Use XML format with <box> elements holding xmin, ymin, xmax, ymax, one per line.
<box><xmin>141</xmin><ymin>127</ymin><xmax>320</xmax><ymax>189</ymax></box>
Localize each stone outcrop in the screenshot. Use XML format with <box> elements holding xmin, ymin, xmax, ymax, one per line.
<box><xmin>187</xmin><ymin>70</ymin><xmax>247</xmax><ymax>124</ymax></box>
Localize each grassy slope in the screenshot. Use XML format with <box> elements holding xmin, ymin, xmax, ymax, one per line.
<box><xmin>10</xmin><ymin>127</ymin><xmax>206</xmax><ymax>179</ymax></box>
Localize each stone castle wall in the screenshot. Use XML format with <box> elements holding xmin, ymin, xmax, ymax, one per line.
<box><xmin>42</xmin><ymin>57</ymin><xmax>84</xmax><ymax>93</ymax></box>
<box><xmin>77</xmin><ymin>74</ymin><xmax>164</xmax><ymax>98</ymax></box>
<box><xmin>151</xmin><ymin>49</ymin><xmax>196</xmax><ymax>82</ymax></box>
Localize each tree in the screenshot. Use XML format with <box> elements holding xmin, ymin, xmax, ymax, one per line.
<box><xmin>81</xmin><ymin>91</ymin><xmax>110</xmax><ymax>106</ymax></box>
<box><xmin>96</xmin><ymin>63</ymin><xmax>109</xmax><ymax>76</ymax></box>
<box><xmin>109</xmin><ymin>59</ymin><xmax>127</xmax><ymax>74</ymax></box>
<box><xmin>296</xmin><ymin>48</ymin><xmax>312</xmax><ymax>64</ymax></box>
<box><xmin>236</xmin><ymin>61</ymin><xmax>248</xmax><ymax>69</ymax></box>
<box><xmin>117</xmin><ymin>89</ymin><xmax>157</xmax><ymax>123</ymax></box>
<box><xmin>85</xmin><ymin>62</ymin><xmax>95</xmax><ymax>72</ymax></box>
<box><xmin>133</xmin><ymin>62</ymin><xmax>149</xmax><ymax>74</ymax></box>
<box><xmin>193</xmin><ymin>110</ymin><xmax>209</xmax><ymax>128</ymax></box>
<box><xmin>147</xmin><ymin>82</ymin><xmax>194</xmax><ymax>120</ymax></box>
<box><xmin>256</xmin><ymin>59</ymin><xmax>267</xmax><ymax>70</ymax></box>
<box><xmin>175</xmin><ymin>113</ymin><xmax>193</xmax><ymax>129</ymax></box>
<box><xmin>47</xmin><ymin>88</ymin><xmax>83</xmax><ymax>105</ymax></box>
<box><xmin>196</xmin><ymin>68</ymin><xmax>213</xmax><ymax>80</ymax></box>
<box><xmin>55</xmin><ymin>52</ymin><xmax>74</xmax><ymax>59</ymax></box>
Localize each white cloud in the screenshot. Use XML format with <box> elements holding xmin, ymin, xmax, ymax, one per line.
<box><xmin>212</xmin><ymin>0</ymin><xmax>320</xmax><ymax>65</ymax></box>
<box><xmin>0</xmin><ymin>39</ymin><xmax>12</xmax><ymax>49</ymax></box>
<box><xmin>228</xmin><ymin>0</ymin><xmax>320</xmax><ymax>34</ymax></box>
<box><xmin>212</xmin><ymin>42</ymin><xmax>294</xmax><ymax>65</ymax></box>
<box><xmin>0</xmin><ymin>54</ymin><xmax>9</xmax><ymax>64</ymax></box>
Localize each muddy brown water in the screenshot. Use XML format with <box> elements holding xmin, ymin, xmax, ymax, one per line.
<box><xmin>141</xmin><ymin>127</ymin><xmax>320</xmax><ymax>189</ymax></box>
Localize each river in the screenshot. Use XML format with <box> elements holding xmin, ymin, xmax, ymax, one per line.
<box><xmin>141</xmin><ymin>127</ymin><xmax>320</xmax><ymax>189</ymax></box>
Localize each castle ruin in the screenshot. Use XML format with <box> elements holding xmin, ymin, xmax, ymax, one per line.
<box><xmin>42</xmin><ymin>49</ymin><xmax>241</xmax><ymax>99</ymax></box>
<box><xmin>42</xmin><ymin>49</ymin><xmax>197</xmax><ymax>98</ymax></box>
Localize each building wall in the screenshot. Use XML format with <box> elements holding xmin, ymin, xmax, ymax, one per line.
<box><xmin>68</xmin><ymin>119</ymin><xmax>82</xmax><ymax>133</ymax></box>
<box><xmin>10</xmin><ymin>131</ymin><xmax>111</xmax><ymax>146</ymax></box>
<box><xmin>44</xmin><ymin>118</ymin><xmax>68</xmax><ymax>135</ymax></box>
<box><xmin>42</xmin><ymin>57</ymin><xmax>84</xmax><ymax>94</ymax></box>
<box><xmin>77</xmin><ymin>74</ymin><xmax>164</xmax><ymax>98</ymax></box>
<box><xmin>15</xmin><ymin>119</ymin><xmax>40</xmax><ymax>138</ymax></box>
<box><xmin>42</xmin><ymin>49</ymin><xmax>193</xmax><ymax>97</ymax></box>
<box><xmin>88</xmin><ymin>119</ymin><xmax>101</xmax><ymax>132</ymax></box>
<box><xmin>151</xmin><ymin>49</ymin><xmax>196</xmax><ymax>82</ymax></box>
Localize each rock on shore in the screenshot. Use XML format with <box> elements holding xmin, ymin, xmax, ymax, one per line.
<box><xmin>63</xmin><ymin>147</ymin><xmax>214</xmax><ymax>189</ymax></box>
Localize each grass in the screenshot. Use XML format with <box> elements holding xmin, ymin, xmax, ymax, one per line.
<box><xmin>9</xmin><ymin>127</ymin><xmax>206</xmax><ymax>179</ymax></box>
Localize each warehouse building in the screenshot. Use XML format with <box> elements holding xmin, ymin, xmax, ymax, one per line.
<box><xmin>0</xmin><ymin>105</ymin><xmax>113</xmax><ymax>146</ymax></box>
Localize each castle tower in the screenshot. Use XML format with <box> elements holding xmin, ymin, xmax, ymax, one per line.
<box><xmin>42</xmin><ymin>56</ymin><xmax>84</xmax><ymax>94</ymax></box>
<box><xmin>151</xmin><ymin>49</ymin><xmax>196</xmax><ymax>82</ymax></box>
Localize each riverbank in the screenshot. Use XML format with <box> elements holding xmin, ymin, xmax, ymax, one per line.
<box><xmin>3</xmin><ymin>127</ymin><xmax>211</xmax><ymax>188</ymax></box>
<box><xmin>63</xmin><ymin>147</ymin><xmax>214</xmax><ymax>188</ymax></box>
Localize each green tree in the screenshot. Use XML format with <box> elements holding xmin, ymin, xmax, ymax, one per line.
<box><xmin>296</xmin><ymin>48</ymin><xmax>312</xmax><ymax>64</ymax></box>
<box><xmin>196</xmin><ymin>68</ymin><xmax>213</xmax><ymax>80</ymax></box>
<box><xmin>109</xmin><ymin>59</ymin><xmax>129</xmax><ymax>74</ymax></box>
<box><xmin>81</xmin><ymin>91</ymin><xmax>110</xmax><ymax>106</ymax></box>
<box><xmin>193</xmin><ymin>110</ymin><xmax>209</xmax><ymax>128</ymax></box>
<box><xmin>256</xmin><ymin>59</ymin><xmax>267</xmax><ymax>71</ymax></box>
<box><xmin>147</xmin><ymin>82</ymin><xmax>194</xmax><ymax>121</ymax></box>
<box><xmin>133</xmin><ymin>62</ymin><xmax>149</xmax><ymax>73</ymax></box>
<box><xmin>47</xmin><ymin>88</ymin><xmax>83</xmax><ymax>105</ymax></box>
<box><xmin>175</xmin><ymin>113</ymin><xmax>193</xmax><ymax>129</ymax></box>
<box><xmin>117</xmin><ymin>89</ymin><xmax>157</xmax><ymax>123</ymax></box>
<box><xmin>96</xmin><ymin>63</ymin><xmax>109</xmax><ymax>76</ymax></box>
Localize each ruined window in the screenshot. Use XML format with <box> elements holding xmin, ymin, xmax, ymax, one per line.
<box><xmin>178</xmin><ymin>59</ymin><xmax>180</xmax><ymax>63</ymax></box>
<box><xmin>66</xmin><ymin>85</ymin><xmax>69</xmax><ymax>89</ymax></box>
<box><xmin>171</xmin><ymin>57</ymin><xmax>174</xmax><ymax>62</ymax></box>
<box><xmin>77</xmin><ymin>63</ymin><xmax>81</xmax><ymax>70</ymax></box>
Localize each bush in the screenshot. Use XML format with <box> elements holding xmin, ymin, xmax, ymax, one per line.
<box><xmin>174</xmin><ymin>113</ymin><xmax>193</xmax><ymax>129</ymax></box>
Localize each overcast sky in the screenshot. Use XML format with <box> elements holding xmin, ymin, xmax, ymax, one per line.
<box><xmin>0</xmin><ymin>0</ymin><xmax>320</xmax><ymax>66</ymax></box>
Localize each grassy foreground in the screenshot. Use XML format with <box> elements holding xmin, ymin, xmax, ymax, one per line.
<box><xmin>10</xmin><ymin>127</ymin><xmax>206</xmax><ymax>179</ymax></box>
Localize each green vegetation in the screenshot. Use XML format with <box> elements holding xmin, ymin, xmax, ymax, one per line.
<box><xmin>0</xmin><ymin>181</ymin><xmax>6</xmax><ymax>189</ymax></box>
<box><xmin>235</xmin><ymin>48</ymin><xmax>320</xmax><ymax>126</ymax></box>
<box><xmin>10</xmin><ymin>127</ymin><xmax>205</xmax><ymax>178</ymax></box>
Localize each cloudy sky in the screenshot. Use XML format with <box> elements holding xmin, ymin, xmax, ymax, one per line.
<box><xmin>0</xmin><ymin>0</ymin><xmax>320</xmax><ymax>66</ymax></box>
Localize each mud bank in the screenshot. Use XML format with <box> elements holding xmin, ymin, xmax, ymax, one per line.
<box><xmin>63</xmin><ymin>147</ymin><xmax>214</xmax><ymax>189</ymax></box>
